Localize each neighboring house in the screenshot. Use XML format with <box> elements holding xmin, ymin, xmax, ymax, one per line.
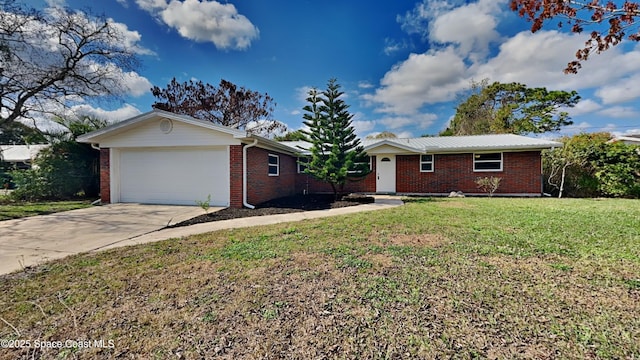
<box><xmin>0</xmin><ymin>144</ymin><xmax>49</xmax><ymax>169</ymax></box>
<box><xmin>610</xmin><ymin>134</ymin><xmax>640</xmax><ymax>145</ymax></box>
<box><xmin>77</xmin><ymin>110</ymin><xmax>562</xmax><ymax>207</ymax></box>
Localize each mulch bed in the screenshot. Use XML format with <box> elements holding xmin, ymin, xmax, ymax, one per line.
<box><xmin>170</xmin><ymin>193</ymin><xmax>374</xmax><ymax>227</ymax></box>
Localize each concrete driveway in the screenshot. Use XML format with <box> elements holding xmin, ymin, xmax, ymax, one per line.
<box><xmin>0</xmin><ymin>204</ymin><xmax>209</xmax><ymax>275</ymax></box>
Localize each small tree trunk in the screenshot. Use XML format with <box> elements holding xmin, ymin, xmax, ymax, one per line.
<box><xmin>559</xmin><ymin>163</ymin><xmax>568</xmax><ymax>198</ymax></box>
<box><xmin>330</xmin><ymin>183</ymin><xmax>338</xmax><ymax>201</ymax></box>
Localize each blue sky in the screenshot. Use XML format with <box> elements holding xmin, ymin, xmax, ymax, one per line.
<box><xmin>25</xmin><ymin>0</ymin><xmax>640</xmax><ymax>138</ymax></box>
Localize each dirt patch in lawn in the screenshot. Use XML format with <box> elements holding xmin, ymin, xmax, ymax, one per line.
<box><xmin>387</xmin><ymin>233</ymin><xmax>449</xmax><ymax>247</ymax></box>
<box><xmin>170</xmin><ymin>194</ymin><xmax>374</xmax><ymax>227</ymax></box>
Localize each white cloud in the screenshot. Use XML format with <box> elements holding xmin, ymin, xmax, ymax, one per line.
<box><xmin>378</xmin><ymin>113</ymin><xmax>437</xmax><ymax>130</ymax></box>
<box><xmin>399</xmin><ymin>0</ymin><xmax>506</xmax><ymax>58</ymax></box>
<box><xmin>358</xmin><ymin>81</ymin><xmax>374</xmax><ymax>89</ymax></box>
<box><xmin>383</xmin><ymin>38</ymin><xmax>410</xmax><ymax>56</ymax></box>
<box><xmin>108</xmin><ymin>20</ymin><xmax>156</xmax><ymax>56</ymax></box>
<box><xmin>598</xmin><ymin>106</ymin><xmax>639</xmax><ymax>118</ymax></box>
<box><xmin>68</xmin><ymin>103</ymin><xmax>143</xmax><ymax>123</ymax></box>
<box><xmin>352</xmin><ymin>120</ymin><xmax>377</xmax><ymax>135</ymax></box>
<box><xmin>595</xmin><ymin>73</ymin><xmax>640</xmax><ymax>104</ymax></box>
<box><xmin>122</xmin><ymin>71</ymin><xmax>153</xmax><ymax>97</ymax></box>
<box><xmin>158</xmin><ymin>0</ymin><xmax>258</xmax><ymax>50</ymax></box>
<box><xmin>363</xmin><ymin>47</ymin><xmax>467</xmax><ymax>114</ymax></box>
<box><xmin>135</xmin><ymin>0</ymin><xmax>168</xmax><ymax>12</ymax></box>
<box><xmin>428</xmin><ymin>0</ymin><xmax>504</xmax><ymax>58</ymax></box>
<box><xmin>566</xmin><ymin>99</ymin><xmax>602</xmax><ymax>116</ymax></box>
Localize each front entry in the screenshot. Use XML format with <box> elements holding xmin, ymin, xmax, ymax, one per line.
<box><xmin>376</xmin><ymin>154</ymin><xmax>396</xmax><ymax>193</ymax></box>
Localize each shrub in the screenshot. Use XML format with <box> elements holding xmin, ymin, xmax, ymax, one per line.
<box><xmin>475</xmin><ymin>176</ymin><xmax>502</xmax><ymax>197</ymax></box>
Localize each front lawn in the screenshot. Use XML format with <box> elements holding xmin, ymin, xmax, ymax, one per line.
<box><xmin>0</xmin><ymin>197</ymin><xmax>92</xmax><ymax>221</ymax></box>
<box><xmin>0</xmin><ymin>198</ymin><xmax>638</xmax><ymax>359</ymax></box>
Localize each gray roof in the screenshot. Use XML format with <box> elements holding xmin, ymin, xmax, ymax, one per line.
<box><xmin>279</xmin><ymin>134</ymin><xmax>562</xmax><ymax>155</ymax></box>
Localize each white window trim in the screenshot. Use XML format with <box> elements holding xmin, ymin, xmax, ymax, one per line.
<box><xmin>420</xmin><ymin>154</ymin><xmax>434</xmax><ymax>173</ymax></box>
<box><xmin>297</xmin><ymin>157</ymin><xmax>308</xmax><ymax>173</ymax></box>
<box><xmin>473</xmin><ymin>152</ymin><xmax>503</xmax><ymax>172</ymax></box>
<box><xmin>268</xmin><ymin>154</ymin><xmax>279</xmax><ymax>176</ymax></box>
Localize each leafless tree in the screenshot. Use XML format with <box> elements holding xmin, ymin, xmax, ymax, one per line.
<box><xmin>0</xmin><ymin>1</ymin><xmax>140</xmax><ymax>127</ymax></box>
<box><xmin>151</xmin><ymin>78</ymin><xmax>285</xmax><ymax>136</ymax></box>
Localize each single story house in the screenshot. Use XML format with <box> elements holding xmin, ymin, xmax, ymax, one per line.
<box><xmin>77</xmin><ymin>110</ymin><xmax>562</xmax><ymax>207</ymax></box>
<box><xmin>0</xmin><ymin>144</ymin><xmax>49</xmax><ymax>169</ymax></box>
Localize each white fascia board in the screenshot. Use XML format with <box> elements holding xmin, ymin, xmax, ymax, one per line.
<box><xmin>77</xmin><ymin>109</ymin><xmax>248</xmax><ymax>143</ymax></box>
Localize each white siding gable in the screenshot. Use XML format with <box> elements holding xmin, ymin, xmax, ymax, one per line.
<box><xmin>98</xmin><ymin>119</ymin><xmax>242</xmax><ymax>148</ymax></box>
<box><xmin>366</xmin><ymin>144</ymin><xmax>415</xmax><ymax>155</ymax></box>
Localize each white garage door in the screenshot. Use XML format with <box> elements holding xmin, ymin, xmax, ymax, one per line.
<box><xmin>119</xmin><ymin>147</ymin><xmax>229</xmax><ymax>206</ymax></box>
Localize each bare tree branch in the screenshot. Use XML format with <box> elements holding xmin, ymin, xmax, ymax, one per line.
<box><xmin>0</xmin><ymin>1</ymin><xmax>140</xmax><ymax>127</ymax></box>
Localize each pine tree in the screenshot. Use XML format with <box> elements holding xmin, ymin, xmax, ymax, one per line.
<box><xmin>302</xmin><ymin>79</ymin><xmax>371</xmax><ymax>199</ymax></box>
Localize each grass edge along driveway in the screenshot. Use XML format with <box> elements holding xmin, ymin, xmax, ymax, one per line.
<box><xmin>0</xmin><ymin>197</ymin><xmax>638</xmax><ymax>359</ymax></box>
<box><xmin>0</xmin><ymin>198</ymin><xmax>92</xmax><ymax>221</ymax></box>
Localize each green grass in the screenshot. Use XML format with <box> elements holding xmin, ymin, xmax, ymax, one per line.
<box><xmin>0</xmin><ymin>198</ymin><xmax>92</xmax><ymax>220</ymax></box>
<box><xmin>0</xmin><ymin>198</ymin><xmax>639</xmax><ymax>359</ymax></box>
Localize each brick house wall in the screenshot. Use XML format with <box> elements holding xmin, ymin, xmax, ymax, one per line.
<box><xmin>295</xmin><ymin>156</ymin><xmax>377</xmax><ymax>194</ymax></box>
<box><xmin>99</xmin><ymin>148</ymin><xmax>110</xmax><ymax>203</ymax></box>
<box><xmin>229</xmin><ymin>145</ymin><xmax>243</xmax><ymax>208</ymax></box>
<box><xmin>396</xmin><ymin>151</ymin><xmax>542</xmax><ymax>194</ymax></box>
<box><xmin>245</xmin><ymin>147</ymin><xmax>298</xmax><ymax>206</ymax></box>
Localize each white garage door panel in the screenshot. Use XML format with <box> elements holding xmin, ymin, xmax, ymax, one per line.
<box><xmin>119</xmin><ymin>148</ymin><xmax>228</xmax><ymax>206</ymax></box>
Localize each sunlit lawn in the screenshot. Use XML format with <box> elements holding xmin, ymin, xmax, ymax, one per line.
<box><xmin>0</xmin><ymin>198</ymin><xmax>638</xmax><ymax>359</ymax></box>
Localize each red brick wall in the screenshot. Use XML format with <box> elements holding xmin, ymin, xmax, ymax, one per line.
<box><xmin>229</xmin><ymin>145</ymin><xmax>243</xmax><ymax>208</ymax></box>
<box><xmin>245</xmin><ymin>147</ymin><xmax>298</xmax><ymax>205</ymax></box>
<box><xmin>99</xmin><ymin>148</ymin><xmax>110</xmax><ymax>203</ymax></box>
<box><xmin>396</xmin><ymin>151</ymin><xmax>542</xmax><ymax>194</ymax></box>
<box><xmin>296</xmin><ymin>156</ymin><xmax>377</xmax><ymax>194</ymax></box>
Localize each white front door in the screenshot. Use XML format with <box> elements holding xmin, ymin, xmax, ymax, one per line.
<box><xmin>376</xmin><ymin>155</ymin><xmax>396</xmax><ymax>193</ymax></box>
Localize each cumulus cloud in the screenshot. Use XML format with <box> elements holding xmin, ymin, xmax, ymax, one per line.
<box><xmin>595</xmin><ymin>73</ymin><xmax>640</xmax><ymax>105</ymax></box>
<box><xmin>363</xmin><ymin>47</ymin><xmax>467</xmax><ymax>114</ymax></box>
<box><xmin>136</xmin><ymin>0</ymin><xmax>259</xmax><ymax>50</ymax></box>
<box><xmin>67</xmin><ymin>103</ymin><xmax>143</xmax><ymax>123</ymax></box>
<box><xmin>399</xmin><ymin>0</ymin><xmax>506</xmax><ymax>57</ymax></box>
<box><xmin>135</xmin><ymin>0</ymin><xmax>168</xmax><ymax>12</ymax></box>
<box><xmin>565</xmin><ymin>99</ymin><xmax>602</xmax><ymax>116</ymax></box>
<box><xmin>122</xmin><ymin>71</ymin><xmax>153</xmax><ymax>97</ymax></box>
<box><xmin>364</xmin><ymin>0</ymin><xmax>640</xmax><ymax>137</ymax></box>
<box><xmin>108</xmin><ymin>20</ymin><xmax>156</xmax><ymax>56</ymax></box>
<box><xmin>598</xmin><ymin>106</ymin><xmax>639</xmax><ymax>118</ymax></box>
<box><xmin>377</xmin><ymin>113</ymin><xmax>437</xmax><ymax>130</ymax></box>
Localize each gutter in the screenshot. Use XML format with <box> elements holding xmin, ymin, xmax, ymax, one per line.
<box><xmin>242</xmin><ymin>139</ymin><xmax>258</xmax><ymax>209</ymax></box>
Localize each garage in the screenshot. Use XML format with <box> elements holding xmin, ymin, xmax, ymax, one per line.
<box><xmin>118</xmin><ymin>147</ymin><xmax>229</xmax><ymax>206</ymax></box>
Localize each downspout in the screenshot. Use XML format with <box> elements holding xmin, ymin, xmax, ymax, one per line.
<box><xmin>91</xmin><ymin>143</ymin><xmax>100</xmax><ymax>150</ymax></box>
<box><xmin>242</xmin><ymin>139</ymin><xmax>258</xmax><ymax>209</ymax></box>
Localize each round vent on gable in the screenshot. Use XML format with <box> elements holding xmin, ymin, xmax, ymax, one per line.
<box><xmin>159</xmin><ymin>119</ymin><xmax>173</xmax><ymax>134</ymax></box>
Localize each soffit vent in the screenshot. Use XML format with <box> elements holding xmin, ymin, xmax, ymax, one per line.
<box><xmin>159</xmin><ymin>119</ymin><xmax>173</xmax><ymax>134</ymax></box>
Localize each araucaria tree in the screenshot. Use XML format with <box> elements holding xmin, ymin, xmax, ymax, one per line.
<box><xmin>443</xmin><ymin>80</ymin><xmax>580</xmax><ymax>136</ymax></box>
<box><xmin>302</xmin><ymin>79</ymin><xmax>371</xmax><ymax>199</ymax></box>
<box><xmin>510</xmin><ymin>0</ymin><xmax>640</xmax><ymax>73</ymax></box>
<box><xmin>0</xmin><ymin>1</ymin><xmax>140</xmax><ymax>128</ymax></box>
<box><xmin>151</xmin><ymin>78</ymin><xmax>285</xmax><ymax>136</ymax></box>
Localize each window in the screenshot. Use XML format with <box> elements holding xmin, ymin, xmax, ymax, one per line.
<box><xmin>473</xmin><ymin>153</ymin><xmax>502</xmax><ymax>172</ymax></box>
<box><xmin>297</xmin><ymin>157</ymin><xmax>308</xmax><ymax>173</ymax></box>
<box><xmin>348</xmin><ymin>156</ymin><xmax>373</xmax><ymax>174</ymax></box>
<box><xmin>268</xmin><ymin>154</ymin><xmax>279</xmax><ymax>176</ymax></box>
<box><xmin>420</xmin><ymin>154</ymin><xmax>434</xmax><ymax>172</ymax></box>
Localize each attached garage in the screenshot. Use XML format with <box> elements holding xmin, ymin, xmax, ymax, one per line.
<box><xmin>77</xmin><ymin>110</ymin><xmax>251</xmax><ymax>206</ymax></box>
<box><xmin>117</xmin><ymin>147</ymin><xmax>229</xmax><ymax>206</ymax></box>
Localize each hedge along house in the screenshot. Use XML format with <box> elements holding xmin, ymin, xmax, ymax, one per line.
<box><xmin>78</xmin><ymin>110</ymin><xmax>562</xmax><ymax>207</ymax></box>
